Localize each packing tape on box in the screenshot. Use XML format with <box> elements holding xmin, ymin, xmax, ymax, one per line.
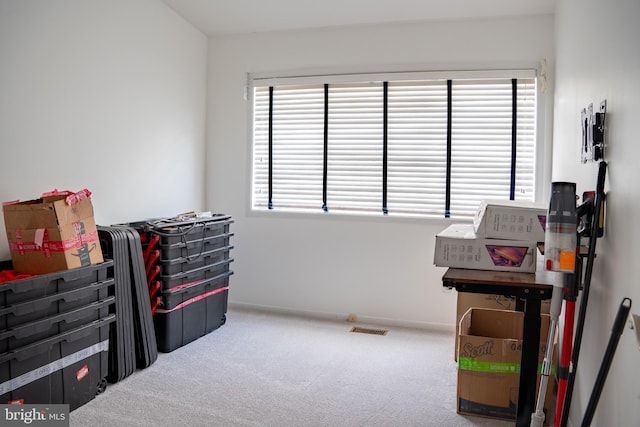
<box><xmin>155</xmin><ymin>286</ymin><xmax>229</xmax><ymax>314</ymax></box>
<box><xmin>9</xmin><ymin>229</ymin><xmax>99</xmax><ymax>253</ymax></box>
<box><xmin>40</xmin><ymin>188</ymin><xmax>92</xmax><ymax>206</ymax></box>
<box><xmin>0</xmin><ymin>339</ymin><xmax>109</xmax><ymax>395</ymax></box>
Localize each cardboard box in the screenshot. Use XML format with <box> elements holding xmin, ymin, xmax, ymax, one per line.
<box><xmin>453</xmin><ymin>293</ymin><xmax>549</xmax><ymax>361</ymax></box>
<box><xmin>434</xmin><ymin>223</ymin><xmax>537</xmax><ymax>273</ymax></box>
<box><xmin>473</xmin><ymin>200</ymin><xmax>548</xmax><ymax>242</ymax></box>
<box><xmin>457</xmin><ymin>308</ymin><xmax>554</xmax><ymax>424</ymax></box>
<box><xmin>3</xmin><ymin>190</ymin><xmax>103</xmax><ymax>275</ymax></box>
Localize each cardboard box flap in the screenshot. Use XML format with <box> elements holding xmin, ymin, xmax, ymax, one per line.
<box><xmin>454</xmin><ymin>293</ymin><xmax>552</xmax><ymax>361</ymax></box>
<box><xmin>459</xmin><ymin>308</ymin><xmax>551</xmax><ymax>351</ymax></box>
<box><xmin>460</xmin><ymin>308</ymin><xmax>525</xmax><ymax>340</ymax></box>
<box><xmin>3</xmin><ymin>201</ymin><xmax>59</xmax><ymax>229</ymax></box>
<box><xmin>4</xmin><ymin>197</ymin><xmax>95</xmax><ymax>230</ymax></box>
<box><xmin>52</xmin><ymin>197</ymin><xmax>95</xmax><ymax>225</ymax></box>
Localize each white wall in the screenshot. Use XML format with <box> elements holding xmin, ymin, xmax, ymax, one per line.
<box><xmin>554</xmin><ymin>0</ymin><xmax>640</xmax><ymax>425</ymax></box>
<box><xmin>0</xmin><ymin>0</ymin><xmax>208</xmax><ymax>259</ymax></box>
<box><xmin>206</xmin><ymin>16</ymin><xmax>555</xmax><ymax>329</ymax></box>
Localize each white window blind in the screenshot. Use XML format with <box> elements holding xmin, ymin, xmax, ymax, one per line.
<box><xmin>450</xmin><ymin>79</ymin><xmax>536</xmax><ymax>215</ymax></box>
<box><xmin>327</xmin><ymin>83</ymin><xmax>384</xmax><ymax>213</ymax></box>
<box><xmin>386</xmin><ymin>80</ymin><xmax>448</xmax><ymax>215</ymax></box>
<box><xmin>253</xmin><ymin>85</ymin><xmax>325</xmax><ymax>210</ymax></box>
<box><xmin>252</xmin><ymin>71</ymin><xmax>537</xmax><ymax>218</ymax></box>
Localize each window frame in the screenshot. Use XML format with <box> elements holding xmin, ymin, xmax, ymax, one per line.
<box><xmin>248</xmin><ymin>67</ymin><xmax>542</xmax><ymax>220</ymax></box>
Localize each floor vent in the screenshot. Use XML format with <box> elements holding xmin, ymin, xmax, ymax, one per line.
<box><xmin>350</xmin><ymin>327</ymin><xmax>388</xmax><ymax>336</ymax></box>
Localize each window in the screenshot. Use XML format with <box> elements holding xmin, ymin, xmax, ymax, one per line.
<box><xmin>251</xmin><ymin>71</ymin><xmax>537</xmax><ymax>219</ymax></box>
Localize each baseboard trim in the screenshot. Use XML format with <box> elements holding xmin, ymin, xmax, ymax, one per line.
<box><xmin>228</xmin><ymin>301</ymin><xmax>455</xmax><ymax>333</ymax></box>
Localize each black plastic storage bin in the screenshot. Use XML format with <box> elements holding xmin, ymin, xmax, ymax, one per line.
<box><xmin>0</xmin><ymin>296</ymin><xmax>114</xmax><ymax>354</ymax></box>
<box><xmin>0</xmin><ymin>260</ymin><xmax>113</xmax><ymax>330</ymax></box>
<box><xmin>0</xmin><ymin>315</ymin><xmax>114</xmax><ymax>410</ymax></box>
<box><xmin>118</xmin><ymin>215</ymin><xmax>233</xmax><ymax>254</ymax></box>
<box><xmin>153</xmin><ymin>283</ymin><xmax>229</xmax><ymax>353</ymax></box>
<box><xmin>117</xmin><ymin>215</ymin><xmax>234</xmax><ymax>288</ymax></box>
<box><xmin>146</xmin><ymin>215</ymin><xmax>233</xmax><ymax>246</ymax></box>
<box><xmin>158</xmin><ymin>257</ymin><xmax>233</xmax><ymax>291</ymax></box>
<box><xmin>158</xmin><ymin>245</ymin><xmax>233</xmax><ymax>276</ymax></box>
<box><xmin>0</xmin><ymin>278</ymin><xmax>113</xmax><ymax>336</ymax></box>
<box><xmin>115</xmin><ymin>215</ymin><xmax>233</xmax><ymax>353</ymax></box>
<box><xmin>159</xmin><ymin>231</ymin><xmax>233</xmax><ymax>261</ymax></box>
<box><xmin>160</xmin><ymin>271</ymin><xmax>232</xmax><ymax>310</ymax></box>
<box><xmin>0</xmin><ymin>260</ymin><xmax>116</xmax><ymax>409</ymax></box>
<box><xmin>0</xmin><ymin>260</ymin><xmax>112</xmax><ymax>304</ymax></box>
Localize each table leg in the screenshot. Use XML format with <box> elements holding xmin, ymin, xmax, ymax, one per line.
<box><xmin>516</xmin><ymin>298</ymin><xmax>542</xmax><ymax>427</ymax></box>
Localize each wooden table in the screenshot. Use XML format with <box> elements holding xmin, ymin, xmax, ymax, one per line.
<box><xmin>442</xmin><ymin>267</ymin><xmax>555</xmax><ymax>427</ymax></box>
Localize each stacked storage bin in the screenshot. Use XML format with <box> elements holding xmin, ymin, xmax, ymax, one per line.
<box><xmin>0</xmin><ymin>261</ymin><xmax>115</xmax><ymax>410</ymax></box>
<box><xmin>126</xmin><ymin>215</ymin><xmax>233</xmax><ymax>353</ymax></box>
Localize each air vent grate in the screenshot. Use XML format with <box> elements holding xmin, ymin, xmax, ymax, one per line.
<box><xmin>350</xmin><ymin>327</ymin><xmax>388</xmax><ymax>336</ymax></box>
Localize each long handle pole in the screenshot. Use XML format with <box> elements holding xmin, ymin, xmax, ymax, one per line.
<box><xmin>581</xmin><ymin>298</ymin><xmax>632</xmax><ymax>427</ymax></box>
<box><xmin>530</xmin><ymin>284</ymin><xmax>564</xmax><ymax>427</ymax></box>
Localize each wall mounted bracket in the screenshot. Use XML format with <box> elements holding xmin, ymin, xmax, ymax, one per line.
<box><xmin>581</xmin><ymin>100</ymin><xmax>607</xmax><ymax>163</ymax></box>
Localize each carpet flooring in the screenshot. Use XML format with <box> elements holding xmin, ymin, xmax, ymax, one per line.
<box><xmin>70</xmin><ymin>307</ymin><xmax>514</xmax><ymax>427</ymax></box>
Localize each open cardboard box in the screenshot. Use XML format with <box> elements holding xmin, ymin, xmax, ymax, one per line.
<box><xmin>454</xmin><ymin>293</ymin><xmax>551</xmax><ymax>361</ymax></box>
<box><xmin>457</xmin><ymin>307</ymin><xmax>555</xmax><ymax>424</ymax></box>
<box><xmin>3</xmin><ymin>190</ymin><xmax>103</xmax><ymax>275</ymax></box>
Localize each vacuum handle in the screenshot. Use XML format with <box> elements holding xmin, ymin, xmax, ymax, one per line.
<box><xmin>596</xmin><ymin>161</ymin><xmax>607</xmax><ymax>195</ymax></box>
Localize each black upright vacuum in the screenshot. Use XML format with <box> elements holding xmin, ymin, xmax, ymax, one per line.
<box><xmin>558</xmin><ymin>160</ymin><xmax>607</xmax><ymax>427</ymax></box>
